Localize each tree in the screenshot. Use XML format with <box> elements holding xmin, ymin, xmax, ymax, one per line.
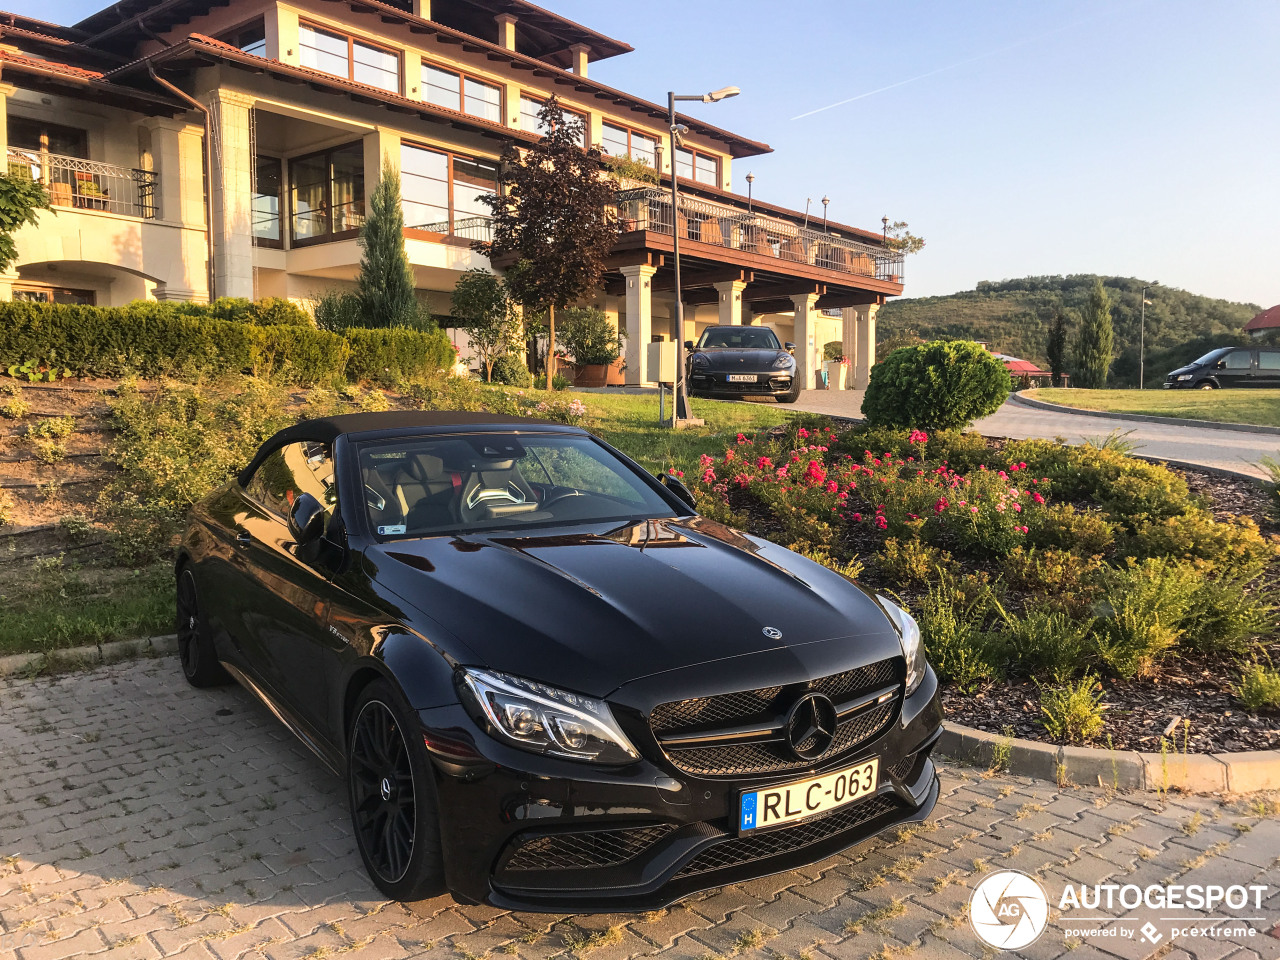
<box><xmin>1046</xmin><ymin>308</ymin><xmax>1071</xmax><ymax>387</ymax></box>
<box><xmin>1071</xmin><ymin>279</ymin><xmax>1115</xmax><ymax>389</ymax></box>
<box><xmin>478</xmin><ymin>97</ymin><xmax>619</xmax><ymax>389</ymax></box>
<box><xmin>357</xmin><ymin>155</ymin><xmax>419</xmax><ymax>328</ymax></box>
<box><xmin>451</xmin><ymin>269</ymin><xmax>519</xmax><ymax>382</ymax></box>
<box><xmin>557</xmin><ymin>306</ymin><xmax>624</xmax><ymax>366</ymax></box>
<box><xmin>0</xmin><ymin>173</ymin><xmax>50</xmax><ymax>274</ymax></box>
<box><xmin>882</xmin><ymin>221</ymin><xmax>926</xmax><ymax>257</ymax></box>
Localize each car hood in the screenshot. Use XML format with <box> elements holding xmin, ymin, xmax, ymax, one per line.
<box><xmin>364</xmin><ymin>517</ymin><xmax>898</xmax><ymax>698</ymax></box>
<box><xmin>1167</xmin><ymin>364</ymin><xmax>1199</xmax><ymax>377</ymax></box>
<box><xmin>694</xmin><ymin>348</ymin><xmax>792</xmax><ymax>371</ymax></box>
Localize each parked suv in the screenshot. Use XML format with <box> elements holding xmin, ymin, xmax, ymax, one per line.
<box><xmin>1164</xmin><ymin>346</ymin><xmax>1280</xmax><ymax>389</ymax></box>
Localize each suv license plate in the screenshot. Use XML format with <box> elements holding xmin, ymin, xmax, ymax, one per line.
<box><xmin>739</xmin><ymin>758</ymin><xmax>879</xmax><ymax>832</ymax></box>
<box><xmin>727</xmin><ymin>374</ymin><xmax>757</xmax><ymax>382</ymax></box>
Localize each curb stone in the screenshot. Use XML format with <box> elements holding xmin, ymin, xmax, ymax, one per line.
<box><xmin>0</xmin><ymin>633</ymin><xmax>178</xmax><ymax>677</ymax></box>
<box><xmin>1010</xmin><ymin>391</ymin><xmax>1280</xmax><ymax>437</ymax></box>
<box><xmin>937</xmin><ymin>722</ymin><xmax>1280</xmax><ymax>794</ymax></box>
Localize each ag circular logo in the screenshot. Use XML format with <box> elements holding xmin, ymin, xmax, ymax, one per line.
<box><xmin>969</xmin><ymin>870</ymin><xmax>1050</xmax><ymax>950</ymax></box>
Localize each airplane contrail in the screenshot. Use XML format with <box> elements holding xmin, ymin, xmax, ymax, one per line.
<box><xmin>790</xmin><ymin>2</ymin><xmax>1148</xmax><ymax>122</ymax></box>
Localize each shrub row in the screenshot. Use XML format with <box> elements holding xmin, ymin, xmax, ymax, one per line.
<box><xmin>0</xmin><ymin>301</ymin><xmax>453</xmax><ymax>385</ymax></box>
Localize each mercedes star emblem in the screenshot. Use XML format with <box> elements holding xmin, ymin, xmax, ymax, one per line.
<box><xmin>784</xmin><ymin>693</ymin><xmax>838</xmax><ymax>760</ymax></box>
<box><xmin>761</xmin><ymin>626</ymin><xmax>783</xmax><ymax>640</ymax></box>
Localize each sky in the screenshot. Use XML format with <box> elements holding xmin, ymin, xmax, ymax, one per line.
<box><xmin>19</xmin><ymin>0</ymin><xmax>1280</xmax><ymax>308</ymax></box>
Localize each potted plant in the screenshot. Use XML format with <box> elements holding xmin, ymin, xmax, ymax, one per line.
<box><xmin>556</xmin><ymin>307</ymin><xmax>626</xmax><ymax>387</ymax></box>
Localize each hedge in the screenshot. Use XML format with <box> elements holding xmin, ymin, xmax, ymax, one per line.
<box><xmin>0</xmin><ymin>300</ymin><xmax>453</xmax><ymax>385</ymax></box>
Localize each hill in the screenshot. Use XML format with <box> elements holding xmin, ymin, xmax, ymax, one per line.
<box><xmin>877</xmin><ymin>276</ymin><xmax>1263</xmax><ymax>387</ymax></box>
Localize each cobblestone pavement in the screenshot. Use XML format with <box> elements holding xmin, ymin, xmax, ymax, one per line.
<box><xmin>787</xmin><ymin>391</ymin><xmax>1278</xmax><ymax>480</ymax></box>
<box><xmin>2</xmin><ymin>659</ymin><xmax>1279</xmax><ymax>960</ymax></box>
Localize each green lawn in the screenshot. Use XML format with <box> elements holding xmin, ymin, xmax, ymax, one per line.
<box><xmin>1026</xmin><ymin>388</ymin><xmax>1280</xmax><ymax>427</ymax></box>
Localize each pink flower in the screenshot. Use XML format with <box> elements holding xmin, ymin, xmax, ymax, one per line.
<box><xmin>756</xmin><ymin>456</ymin><xmax>774</xmax><ymax>471</ymax></box>
<box><xmin>672</xmin><ymin>470</ymin><xmax>684</xmax><ymax>478</ymax></box>
<box><xmin>805</xmin><ymin>460</ymin><xmax>827</xmax><ymax>485</ymax></box>
<box><xmin>825</xmin><ymin>480</ymin><xmax>839</xmax><ymax>494</ymax></box>
<box><xmin>908</xmin><ymin>429</ymin><xmax>929</xmax><ymax>445</ymax></box>
<box><xmin>702</xmin><ymin>468</ymin><xmax>716</xmax><ymax>483</ymax></box>
<box><xmin>736</xmin><ymin>433</ymin><xmax>748</xmax><ymax>444</ymax></box>
<box><xmin>798</xmin><ymin>427</ymin><xmax>810</xmax><ymax>439</ymax></box>
<box><xmin>1032</xmin><ymin>492</ymin><xmax>1045</xmax><ymax>505</ymax></box>
<box><xmin>724</xmin><ymin>449</ymin><xmax>736</xmax><ymax>463</ymax></box>
<box><xmin>934</xmin><ymin>498</ymin><xmax>949</xmax><ymax>514</ymax></box>
<box><xmin>853</xmin><ymin>513</ymin><xmax>862</xmax><ymax>522</ymax></box>
<box><xmin>875</xmin><ymin>516</ymin><xmax>888</xmax><ymax>530</ymax></box>
<box><xmin>699</xmin><ymin>454</ymin><xmax>714</xmax><ymax>469</ymax></box>
<box><xmin>970</xmin><ymin>506</ymin><xmax>979</xmax><ymax>513</ymax></box>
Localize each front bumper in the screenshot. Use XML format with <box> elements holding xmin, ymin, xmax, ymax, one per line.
<box><xmin>689</xmin><ymin>371</ymin><xmax>795</xmax><ymax>397</ymax></box>
<box><xmin>418</xmin><ymin>670</ymin><xmax>943</xmax><ymax>912</ymax></box>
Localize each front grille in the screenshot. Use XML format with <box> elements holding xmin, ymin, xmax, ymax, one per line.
<box><xmin>501</xmin><ymin>825</ymin><xmax>676</xmax><ymax>873</ymax></box>
<box><xmin>674</xmin><ymin>794</ymin><xmax>902</xmax><ymax>877</ymax></box>
<box><xmin>651</xmin><ymin>660</ymin><xmax>901</xmax><ymax>778</ymax></box>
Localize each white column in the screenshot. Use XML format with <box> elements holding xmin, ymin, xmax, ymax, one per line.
<box><xmin>272</xmin><ymin>6</ymin><xmax>300</xmax><ymax>65</ymax></box>
<box><xmin>363</xmin><ymin>128</ymin><xmax>401</xmax><ymax>211</ymax></box>
<box><xmin>853</xmin><ymin>304</ymin><xmax>879</xmax><ymax>389</ymax></box>
<box><xmin>203</xmin><ymin>90</ymin><xmax>256</xmax><ymax>300</ymax></box>
<box><xmin>714</xmin><ymin>279</ymin><xmax>747</xmax><ymax>326</ymax></box>
<box><xmin>791</xmin><ymin>293</ymin><xmax>820</xmax><ymax>392</ymax></box>
<box><xmin>840</xmin><ymin>306</ymin><xmax>859</xmax><ymax>389</ymax></box>
<box><xmin>412</xmin><ymin>0</ymin><xmax>431</xmax><ymax>17</ymax></box>
<box><xmin>569</xmin><ymin>44</ymin><xmax>590</xmax><ymax>77</ymax></box>
<box><xmin>622</xmin><ymin>264</ymin><xmax>656</xmax><ymax>385</ymax></box>
<box><xmin>495</xmin><ymin>13</ymin><xmax>517</xmax><ymax>50</ymax></box>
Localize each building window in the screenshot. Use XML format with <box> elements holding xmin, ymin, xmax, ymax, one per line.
<box><xmin>12</xmin><ymin>285</ymin><xmax>95</xmax><ymax>305</ymax></box>
<box><xmin>8</xmin><ymin>117</ymin><xmax>88</xmax><ymax>159</ymax></box>
<box><xmin>299</xmin><ymin>22</ymin><xmax>399</xmax><ymax>93</ymax></box>
<box><xmin>401</xmin><ymin>142</ymin><xmax>497</xmax><ymax>235</ymax></box>
<box><xmin>422</xmin><ymin>63</ymin><xmax>502</xmax><ymax>123</ymax></box>
<box><xmin>289</xmin><ymin>142</ymin><xmax>364</xmax><ymax>244</ymax></box>
<box><xmin>676</xmin><ymin>147</ymin><xmax>719</xmax><ymax>186</ymax></box>
<box><xmin>519</xmin><ymin>95</ymin><xmax>586</xmax><ymax>147</ymax></box>
<box><xmin>253</xmin><ymin>156</ymin><xmax>283</xmax><ymax>246</ymax></box>
<box><xmin>601</xmin><ymin>122</ymin><xmax>657</xmax><ymax>168</ymax></box>
<box><xmin>220</xmin><ymin>19</ymin><xmax>266</xmax><ymax>56</ymax></box>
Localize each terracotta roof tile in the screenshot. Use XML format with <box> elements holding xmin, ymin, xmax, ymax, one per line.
<box><xmin>0</xmin><ymin>49</ymin><xmax>104</xmax><ymax>79</ymax></box>
<box><xmin>1245</xmin><ymin>305</ymin><xmax>1280</xmax><ymax>331</ymax></box>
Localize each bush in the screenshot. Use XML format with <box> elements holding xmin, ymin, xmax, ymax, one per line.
<box><xmin>1092</xmin><ymin>558</ymin><xmax>1198</xmax><ymax>678</ymax></box>
<box><xmin>1025</xmin><ymin>503</ymin><xmax>1116</xmax><ymax>555</ymax></box>
<box><xmin>0</xmin><ymin>489</ymin><xmax>12</xmax><ymax>526</ymax></box>
<box><xmin>1001</xmin><ymin>604</ymin><xmax>1097</xmax><ymax>681</ymax></box>
<box><xmin>557</xmin><ymin>307</ymin><xmax>624</xmax><ymax>366</ymax></box>
<box><xmin>876</xmin><ymin>538</ymin><xmax>957</xmax><ymax>583</ymax></box>
<box><xmin>491</xmin><ymin>353</ymin><xmax>534</xmax><ymax>387</ymax></box>
<box><xmin>343</xmin><ymin>325</ymin><xmax>454</xmax><ymax>385</ymax></box>
<box><xmin>916</xmin><ymin>579</ymin><xmax>1004</xmax><ymax>692</ymax></box>
<box><xmin>1129</xmin><ymin>510</ymin><xmax>1276</xmax><ymax>570</ymax></box>
<box><xmin>1001</xmin><ymin>547</ymin><xmax>1103</xmax><ymax>617</ymax></box>
<box><xmin>0</xmin><ymin>301</ymin><xmax>349</xmax><ymax>385</ymax></box>
<box><xmin>1234</xmin><ymin>663</ymin><xmax>1280</xmax><ymax>712</ymax></box>
<box><xmin>1038</xmin><ymin>676</ymin><xmax>1107</xmax><ymax>743</ymax></box>
<box><xmin>551</xmin><ymin>373</ymin><xmax>571</xmax><ymax>391</ymax></box>
<box><xmin>863</xmin><ymin>340</ymin><xmax>1011</xmax><ymax>431</ymax></box>
<box><xmin>1180</xmin><ymin>567</ymin><xmax>1279</xmax><ymax>656</ymax></box>
<box><xmin>823</xmin><ymin>340</ymin><xmax>843</xmax><ymax>361</ymax></box>
<box><xmin>190</xmin><ymin>296</ymin><xmax>312</xmax><ymax>326</ymax></box>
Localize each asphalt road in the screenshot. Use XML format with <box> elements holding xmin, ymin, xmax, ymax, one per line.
<box><xmin>786</xmin><ymin>390</ymin><xmax>1279</xmax><ymax>480</ymax></box>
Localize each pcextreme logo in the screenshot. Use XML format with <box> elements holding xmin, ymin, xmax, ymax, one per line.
<box><xmin>970</xmin><ymin>871</ymin><xmax>1051</xmax><ymax>949</ymax></box>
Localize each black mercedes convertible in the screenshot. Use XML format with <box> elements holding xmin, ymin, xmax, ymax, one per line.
<box><xmin>686</xmin><ymin>325</ymin><xmax>800</xmax><ymax>402</ymax></box>
<box><xmin>176</xmin><ymin>411</ymin><xmax>942</xmax><ymax>910</ymax></box>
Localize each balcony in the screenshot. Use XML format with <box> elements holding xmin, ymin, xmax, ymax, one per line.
<box><xmin>7</xmin><ymin>150</ymin><xmax>158</xmax><ymax>220</ymax></box>
<box><xmin>406</xmin><ymin>215</ymin><xmax>493</xmax><ymax>244</ymax></box>
<box><xmin>616</xmin><ymin>187</ymin><xmax>904</xmax><ymax>283</ymax></box>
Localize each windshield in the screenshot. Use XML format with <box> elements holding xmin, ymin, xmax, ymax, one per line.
<box><xmin>697</xmin><ymin>327</ymin><xmax>782</xmax><ymax>350</ymax></box>
<box><xmin>1192</xmin><ymin>348</ymin><xmax>1230</xmax><ymax>366</ymax></box>
<box><xmin>359</xmin><ymin>433</ymin><xmax>677</xmax><ymax>539</ymax></box>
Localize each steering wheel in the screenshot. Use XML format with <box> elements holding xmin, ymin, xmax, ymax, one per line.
<box><xmin>541</xmin><ymin>489</ymin><xmax>585</xmax><ymax>507</ymax></box>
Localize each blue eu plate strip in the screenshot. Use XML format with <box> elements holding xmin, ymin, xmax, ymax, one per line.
<box><xmin>740</xmin><ymin>792</ymin><xmax>758</xmax><ymax>831</ymax></box>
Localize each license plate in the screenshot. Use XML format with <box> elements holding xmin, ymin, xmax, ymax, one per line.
<box><xmin>727</xmin><ymin>374</ymin><xmax>757</xmax><ymax>383</ymax></box>
<box><xmin>739</xmin><ymin>758</ymin><xmax>879</xmax><ymax>832</ymax></box>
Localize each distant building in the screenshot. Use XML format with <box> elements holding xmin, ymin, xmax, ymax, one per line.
<box><xmin>1244</xmin><ymin>305</ymin><xmax>1280</xmax><ymax>339</ymax></box>
<box><xmin>990</xmin><ymin>352</ymin><xmax>1061</xmax><ymax>387</ymax></box>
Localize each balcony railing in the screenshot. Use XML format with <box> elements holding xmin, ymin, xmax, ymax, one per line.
<box><xmin>616</xmin><ymin>188</ymin><xmax>904</xmax><ymax>283</ymax></box>
<box><xmin>7</xmin><ymin>150</ymin><xmax>158</xmax><ymax>219</ymax></box>
<box><xmin>408</xmin><ymin>215</ymin><xmax>493</xmax><ymax>243</ymax></box>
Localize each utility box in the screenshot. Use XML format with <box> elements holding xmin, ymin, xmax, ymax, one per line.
<box><xmin>646</xmin><ymin>340</ymin><xmax>677</xmax><ymax>385</ymax></box>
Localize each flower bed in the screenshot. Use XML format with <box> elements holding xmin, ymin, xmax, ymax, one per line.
<box><xmin>688</xmin><ymin>419</ymin><xmax>1280</xmax><ymax>753</ymax></box>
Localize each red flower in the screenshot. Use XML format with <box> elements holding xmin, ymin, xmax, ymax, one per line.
<box><xmin>805</xmin><ymin>460</ymin><xmax>827</xmax><ymax>484</ymax></box>
<box><xmin>756</xmin><ymin>456</ymin><xmax>774</xmax><ymax>471</ymax></box>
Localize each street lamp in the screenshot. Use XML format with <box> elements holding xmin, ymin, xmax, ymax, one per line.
<box><xmin>745</xmin><ymin>172</ymin><xmax>755</xmax><ymax>212</ymax></box>
<box><xmin>882</xmin><ymin>215</ymin><xmax>889</xmax><ymax>243</ymax></box>
<box><xmin>1140</xmin><ymin>281</ymin><xmax>1158</xmax><ymax>389</ymax></box>
<box><xmin>821</xmin><ymin>195</ymin><xmax>829</xmax><ymax>233</ymax></box>
<box><xmin>668</xmin><ymin>85</ymin><xmax>739</xmax><ymax>425</ymax></box>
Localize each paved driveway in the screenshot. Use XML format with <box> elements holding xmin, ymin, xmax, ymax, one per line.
<box><xmin>2</xmin><ymin>659</ymin><xmax>1278</xmax><ymax>960</ymax></box>
<box><xmin>787</xmin><ymin>391</ymin><xmax>1279</xmax><ymax>480</ymax></box>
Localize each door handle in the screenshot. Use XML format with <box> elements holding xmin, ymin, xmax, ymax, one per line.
<box><xmin>236</xmin><ymin>531</ymin><xmax>252</xmax><ymax>547</ymax></box>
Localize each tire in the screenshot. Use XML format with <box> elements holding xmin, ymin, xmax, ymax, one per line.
<box><xmin>347</xmin><ymin>679</ymin><xmax>446</xmax><ymax>901</ymax></box>
<box><xmin>1196</xmin><ymin>380</ymin><xmax>1216</xmax><ymax>390</ymax></box>
<box><xmin>778</xmin><ymin>386</ymin><xmax>801</xmax><ymax>404</ymax></box>
<box><xmin>176</xmin><ymin>566</ymin><xmax>232</xmax><ymax>688</ymax></box>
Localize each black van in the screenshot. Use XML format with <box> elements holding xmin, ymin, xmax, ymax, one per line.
<box><xmin>1164</xmin><ymin>346</ymin><xmax>1280</xmax><ymax>389</ymax></box>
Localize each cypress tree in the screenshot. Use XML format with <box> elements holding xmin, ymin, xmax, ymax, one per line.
<box><xmin>1071</xmin><ymin>279</ymin><xmax>1114</xmax><ymax>389</ymax></box>
<box><xmin>1046</xmin><ymin>308</ymin><xmax>1070</xmax><ymax>387</ymax></box>
<box><xmin>356</xmin><ymin>155</ymin><xmax>419</xmax><ymax>328</ymax></box>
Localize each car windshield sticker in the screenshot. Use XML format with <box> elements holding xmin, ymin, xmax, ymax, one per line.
<box><xmin>377</xmin><ymin>525</ymin><xmax>407</xmax><ymax>536</ymax></box>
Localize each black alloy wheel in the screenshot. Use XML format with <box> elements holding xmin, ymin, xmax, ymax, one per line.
<box><xmin>176</xmin><ymin>567</ymin><xmax>230</xmax><ymax>688</ymax></box>
<box><xmin>347</xmin><ymin>680</ymin><xmax>444</xmax><ymax>901</ymax></box>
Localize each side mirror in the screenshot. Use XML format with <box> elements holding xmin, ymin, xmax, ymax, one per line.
<box><xmin>288</xmin><ymin>492</ymin><xmax>326</xmax><ymax>547</ymax></box>
<box><xmin>784</xmin><ymin>342</ymin><xmax>796</xmax><ymax>354</ymax></box>
<box><xmin>1214</xmin><ymin>360</ymin><xmax>1226</xmax><ymax>370</ymax></box>
<box><xmin>684</xmin><ymin>340</ymin><xmax>696</xmax><ymax>351</ymax></box>
<box><xmin>659</xmin><ymin>473</ymin><xmax>697</xmax><ymax>509</ymax></box>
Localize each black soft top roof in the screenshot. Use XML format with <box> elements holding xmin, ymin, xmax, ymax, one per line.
<box><xmin>236</xmin><ymin>410</ymin><xmax>576</xmax><ymax>487</ymax></box>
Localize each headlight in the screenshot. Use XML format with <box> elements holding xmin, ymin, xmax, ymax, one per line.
<box><xmin>691</xmin><ymin>353</ymin><xmax>710</xmax><ymax>369</ymax></box>
<box><xmin>875</xmin><ymin>595</ymin><xmax>926</xmax><ymax>696</ymax></box>
<box><xmin>1176</xmin><ymin>374</ymin><xmax>1193</xmax><ymax>381</ymax></box>
<box><xmin>459</xmin><ymin>668</ymin><xmax>640</xmax><ymax>764</ymax></box>
<box><xmin>772</xmin><ymin>353</ymin><xmax>794</xmax><ymax>369</ymax></box>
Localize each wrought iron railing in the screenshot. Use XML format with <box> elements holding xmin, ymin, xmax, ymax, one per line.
<box><xmin>408</xmin><ymin>215</ymin><xmax>493</xmax><ymax>243</ymax></box>
<box><xmin>7</xmin><ymin>150</ymin><xmax>158</xmax><ymax>219</ymax></box>
<box><xmin>615</xmin><ymin>188</ymin><xmax>904</xmax><ymax>282</ymax></box>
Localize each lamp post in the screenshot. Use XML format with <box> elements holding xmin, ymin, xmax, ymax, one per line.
<box><xmin>882</xmin><ymin>215</ymin><xmax>889</xmax><ymax>243</ymax></box>
<box><xmin>1140</xmin><ymin>282</ymin><xmax>1158</xmax><ymax>389</ymax></box>
<box><xmin>821</xmin><ymin>195</ymin><xmax>829</xmax><ymax>233</ymax></box>
<box><xmin>746</xmin><ymin>172</ymin><xmax>755</xmax><ymax>213</ymax></box>
<box><xmin>669</xmin><ymin>85</ymin><xmax>740</xmax><ymax>425</ymax></box>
